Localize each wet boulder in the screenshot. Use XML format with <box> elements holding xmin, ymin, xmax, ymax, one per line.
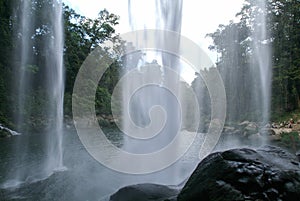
<box><xmin>296</xmin><ymin>151</ymin><xmax>300</xmax><ymax>161</ymax></box>
<box><xmin>110</xmin><ymin>183</ymin><xmax>179</xmax><ymax>201</ymax></box>
<box><xmin>178</xmin><ymin>146</ymin><xmax>300</xmax><ymax>201</ymax></box>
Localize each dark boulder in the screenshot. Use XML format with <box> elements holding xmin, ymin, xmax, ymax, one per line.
<box><xmin>110</xmin><ymin>183</ymin><xmax>179</xmax><ymax>201</ymax></box>
<box><xmin>296</xmin><ymin>151</ymin><xmax>300</xmax><ymax>161</ymax></box>
<box><xmin>178</xmin><ymin>146</ymin><xmax>300</xmax><ymax>201</ymax></box>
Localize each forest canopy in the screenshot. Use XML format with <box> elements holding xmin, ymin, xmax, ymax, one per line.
<box><xmin>206</xmin><ymin>0</ymin><xmax>300</xmax><ymax>121</ymax></box>
<box><xmin>0</xmin><ymin>0</ymin><xmax>299</xmax><ymax>129</ymax></box>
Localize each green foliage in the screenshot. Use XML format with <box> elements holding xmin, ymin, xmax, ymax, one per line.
<box><xmin>207</xmin><ymin>0</ymin><xmax>300</xmax><ymax>121</ymax></box>
<box><xmin>95</xmin><ymin>87</ymin><xmax>111</xmax><ymax>115</ymax></box>
<box><xmin>271</xmin><ymin>108</ymin><xmax>300</xmax><ymax>123</ymax></box>
<box><xmin>191</xmin><ymin>71</ymin><xmax>211</xmax><ymax>131</ymax></box>
<box><xmin>63</xmin><ymin>5</ymin><xmax>122</xmax><ymax>118</ymax></box>
<box><xmin>0</xmin><ymin>0</ymin><xmax>121</xmax><ymax>128</ymax></box>
<box><xmin>0</xmin><ymin>0</ymin><xmax>13</xmax><ymax>125</ymax></box>
<box><xmin>279</xmin><ymin>131</ymin><xmax>300</xmax><ymax>152</ymax></box>
<box><xmin>270</xmin><ymin>0</ymin><xmax>300</xmax><ymax>113</ymax></box>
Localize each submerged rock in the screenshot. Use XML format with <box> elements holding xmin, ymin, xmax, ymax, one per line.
<box><xmin>109</xmin><ymin>183</ymin><xmax>179</xmax><ymax>201</ymax></box>
<box><xmin>177</xmin><ymin>146</ymin><xmax>300</xmax><ymax>201</ymax></box>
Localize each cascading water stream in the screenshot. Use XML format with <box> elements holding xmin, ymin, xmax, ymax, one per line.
<box><xmin>44</xmin><ymin>0</ymin><xmax>65</xmax><ymax>173</ymax></box>
<box><xmin>213</xmin><ymin>0</ymin><xmax>272</xmax><ymax>150</ymax></box>
<box><xmin>0</xmin><ymin>0</ymin><xmax>276</xmax><ymax>200</ymax></box>
<box><xmin>3</xmin><ymin>0</ymin><xmax>65</xmax><ymax>188</ymax></box>
<box><xmin>122</xmin><ymin>0</ymin><xmax>272</xmax><ymax>177</ymax></box>
<box><xmin>252</xmin><ymin>0</ymin><xmax>272</xmax><ymax>128</ymax></box>
<box><xmin>120</xmin><ymin>0</ymin><xmax>184</xmax><ymax>184</ymax></box>
<box><xmin>124</xmin><ymin>0</ymin><xmax>183</xmax><ymax>149</ymax></box>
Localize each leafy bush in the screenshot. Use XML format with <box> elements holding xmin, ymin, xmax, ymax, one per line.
<box><xmin>280</xmin><ymin>131</ymin><xmax>300</xmax><ymax>153</ymax></box>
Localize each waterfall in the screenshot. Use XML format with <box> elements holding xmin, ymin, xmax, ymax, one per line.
<box><xmin>252</xmin><ymin>0</ymin><xmax>272</xmax><ymax>128</ymax></box>
<box><xmin>122</xmin><ymin>0</ymin><xmax>272</xmax><ymax>176</ymax></box>
<box><xmin>123</xmin><ymin>0</ymin><xmax>183</xmax><ymax>152</ymax></box>
<box><xmin>44</xmin><ymin>0</ymin><xmax>65</xmax><ymax>173</ymax></box>
<box><xmin>214</xmin><ymin>0</ymin><xmax>272</xmax><ymax>149</ymax></box>
<box><xmin>117</xmin><ymin>0</ymin><xmax>187</xmax><ymax>184</ymax></box>
<box><xmin>4</xmin><ymin>0</ymin><xmax>65</xmax><ymax>188</ymax></box>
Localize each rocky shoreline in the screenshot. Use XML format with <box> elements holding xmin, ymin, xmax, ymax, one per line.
<box><xmin>220</xmin><ymin>119</ymin><xmax>300</xmax><ymax>152</ymax></box>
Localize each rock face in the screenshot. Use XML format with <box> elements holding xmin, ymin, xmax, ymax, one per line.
<box><xmin>177</xmin><ymin>146</ymin><xmax>300</xmax><ymax>201</ymax></box>
<box><xmin>109</xmin><ymin>183</ymin><xmax>179</xmax><ymax>201</ymax></box>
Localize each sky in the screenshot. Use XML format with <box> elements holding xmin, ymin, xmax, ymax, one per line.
<box><xmin>63</xmin><ymin>0</ymin><xmax>244</xmax><ymax>58</ymax></box>
<box><xmin>62</xmin><ymin>0</ymin><xmax>245</xmax><ymax>82</ymax></box>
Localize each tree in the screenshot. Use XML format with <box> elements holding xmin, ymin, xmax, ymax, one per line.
<box><xmin>63</xmin><ymin>5</ymin><xmax>122</xmax><ymax>117</ymax></box>
<box><xmin>0</xmin><ymin>1</ymin><xmax>122</xmax><ymax>127</ymax></box>
<box><xmin>207</xmin><ymin>0</ymin><xmax>300</xmax><ymax>122</ymax></box>
<box><xmin>0</xmin><ymin>0</ymin><xmax>13</xmax><ymax>125</ymax></box>
<box><xmin>270</xmin><ymin>0</ymin><xmax>300</xmax><ymax>113</ymax></box>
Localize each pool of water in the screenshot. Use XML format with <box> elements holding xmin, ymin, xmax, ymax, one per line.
<box><xmin>0</xmin><ymin>125</ymin><xmax>203</xmax><ymax>201</ymax></box>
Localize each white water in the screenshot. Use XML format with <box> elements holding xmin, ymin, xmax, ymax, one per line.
<box><xmin>123</xmin><ymin>0</ymin><xmax>183</xmax><ymax>151</ymax></box>
<box><xmin>207</xmin><ymin>0</ymin><xmax>272</xmax><ymax>149</ymax></box>
<box><xmin>119</xmin><ymin>0</ymin><xmax>186</xmax><ymax>184</ymax></box>
<box><xmin>44</xmin><ymin>0</ymin><xmax>65</xmax><ymax>173</ymax></box>
<box><xmin>4</xmin><ymin>0</ymin><xmax>65</xmax><ymax>188</ymax></box>
<box><xmin>122</xmin><ymin>0</ymin><xmax>272</xmax><ymax>179</ymax></box>
<box><xmin>0</xmin><ymin>124</ymin><xmax>21</xmax><ymax>136</ymax></box>
<box><xmin>252</xmin><ymin>0</ymin><xmax>272</xmax><ymax>127</ymax></box>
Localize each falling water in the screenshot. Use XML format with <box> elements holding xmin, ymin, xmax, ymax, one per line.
<box><xmin>44</xmin><ymin>0</ymin><xmax>65</xmax><ymax>173</ymax></box>
<box><xmin>252</xmin><ymin>0</ymin><xmax>272</xmax><ymax>128</ymax></box>
<box><xmin>124</xmin><ymin>0</ymin><xmax>272</xmax><ymax>159</ymax></box>
<box><xmin>124</xmin><ymin>0</ymin><xmax>182</xmax><ymax>150</ymax></box>
<box><xmin>213</xmin><ymin>0</ymin><xmax>272</xmax><ymax>149</ymax></box>
<box><xmin>4</xmin><ymin>0</ymin><xmax>65</xmax><ymax>187</ymax></box>
<box><xmin>120</xmin><ymin>0</ymin><xmax>184</xmax><ymax>183</ymax></box>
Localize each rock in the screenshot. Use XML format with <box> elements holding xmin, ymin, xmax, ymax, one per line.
<box><xmin>264</xmin><ymin>123</ymin><xmax>271</xmax><ymax>128</ymax></box>
<box><xmin>244</xmin><ymin>122</ymin><xmax>258</xmax><ymax>132</ymax></box>
<box><xmin>260</xmin><ymin>128</ymin><xmax>276</xmax><ymax>135</ymax></box>
<box><xmin>272</xmin><ymin>122</ymin><xmax>279</xmax><ymax>128</ymax></box>
<box><xmin>0</xmin><ymin>124</ymin><xmax>20</xmax><ymax>137</ymax></box>
<box><xmin>177</xmin><ymin>146</ymin><xmax>300</xmax><ymax>201</ymax></box>
<box><xmin>110</xmin><ymin>183</ymin><xmax>179</xmax><ymax>201</ymax></box>
<box><xmin>237</xmin><ymin>121</ymin><xmax>258</xmax><ymax>137</ymax></box>
<box><xmin>281</xmin><ymin>128</ymin><xmax>293</xmax><ymax>134</ymax></box>
<box><xmin>223</xmin><ymin>126</ymin><xmax>235</xmax><ymax>133</ymax></box>
<box><xmin>231</xmin><ymin>129</ymin><xmax>242</xmax><ymax>135</ymax></box>
<box><xmin>296</xmin><ymin>151</ymin><xmax>300</xmax><ymax>161</ymax></box>
<box><xmin>221</xmin><ymin>128</ymin><xmax>242</xmax><ymax>139</ymax></box>
<box><xmin>268</xmin><ymin>134</ymin><xmax>281</xmax><ymax>142</ymax></box>
<box><xmin>272</xmin><ymin>128</ymin><xmax>293</xmax><ymax>135</ymax></box>
<box><xmin>238</xmin><ymin>121</ymin><xmax>250</xmax><ymax>126</ymax></box>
